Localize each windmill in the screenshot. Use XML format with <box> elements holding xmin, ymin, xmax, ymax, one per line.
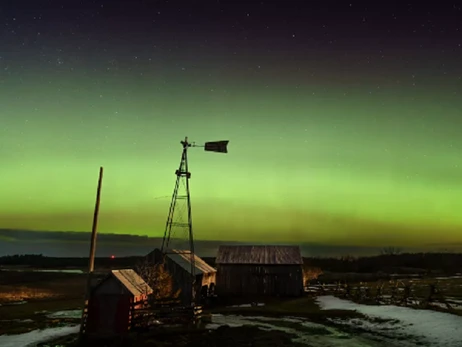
<box><xmin>161</xmin><ymin>136</ymin><xmax>229</xmax><ymax>305</ymax></box>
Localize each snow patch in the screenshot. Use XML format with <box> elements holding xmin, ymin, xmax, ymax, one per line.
<box><xmin>3</xmin><ymin>301</ymin><xmax>28</xmax><ymax>306</ymax></box>
<box><xmin>228</xmin><ymin>303</ymin><xmax>265</xmax><ymax>308</ymax></box>
<box><xmin>0</xmin><ymin>325</ymin><xmax>79</xmax><ymax>347</ymax></box>
<box><xmin>46</xmin><ymin>310</ymin><xmax>82</xmax><ymax>319</ymax></box>
<box><xmin>316</xmin><ymin>295</ymin><xmax>462</xmax><ymax>347</ymax></box>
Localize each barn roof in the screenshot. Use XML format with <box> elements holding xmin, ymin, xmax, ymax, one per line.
<box><xmin>165</xmin><ymin>249</ymin><xmax>217</xmax><ymax>275</ymax></box>
<box><xmin>110</xmin><ymin>269</ymin><xmax>153</xmax><ymax>296</ymax></box>
<box><xmin>215</xmin><ymin>245</ymin><xmax>303</xmax><ymax>265</ymax></box>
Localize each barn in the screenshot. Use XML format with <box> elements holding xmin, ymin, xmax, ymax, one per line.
<box><xmin>147</xmin><ymin>248</ymin><xmax>217</xmax><ymax>304</ymax></box>
<box><xmin>84</xmin><ymin>269</ymin><xmax>152</xmax><ymax>337</ymax></box>
<box><xmin>215</xmin><ymin>245</ymin><xmax>304</xmax><ymax>297</ymax></box>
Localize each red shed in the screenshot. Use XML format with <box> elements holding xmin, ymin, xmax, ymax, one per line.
<box><xmin>84</xmin><ymin>269</ymin><xmax>152</xmax><ymax>337</ymax></box>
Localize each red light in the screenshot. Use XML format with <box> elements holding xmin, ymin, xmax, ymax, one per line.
<box><xmin>110</xmin><ymin>255</ymin><xmax>115</xmax><ymax>259</ymax></box>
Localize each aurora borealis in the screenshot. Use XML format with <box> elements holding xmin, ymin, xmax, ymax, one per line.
<box><xmin>1</xmin><ymin>1</ymin><xmax>462</xmax><ymax>254</ymax></box>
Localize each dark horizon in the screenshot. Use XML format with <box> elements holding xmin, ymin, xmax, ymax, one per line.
<box><xmin>1</xmin><ymin>229</ymin><xmax>460</xmax><ymax>259</ymax></box>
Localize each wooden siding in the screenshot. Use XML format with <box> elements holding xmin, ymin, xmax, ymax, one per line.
<box><xmin>216</xmin><ymin>264</ymin><xmax>303</xmax><ymax>297</ymax></box>
<box><xmin>148</xmin><ymin>249</ymin><xmax>216</xmax><ymax>304</ymax></box>
<box><xmin>216</xmin><ymin>245</ymin><xmax>303</xmax><ymax>265</ymax></box>
<box><xmin>86</xmin><ymin>273</ymin><xmax>150</xmax><ymax>337</ymax></box>
<box><xmin>86</xmin><ymin>294</ymin><xmax>131</xmax><ymax>336</ymax></box>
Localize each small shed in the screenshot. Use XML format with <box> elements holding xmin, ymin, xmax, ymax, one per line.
<box><xmin>215</xmin><ymin>245</ymin><xmax>304</xmax><ymax>297</ymax></box>
<box><xmin>147</xmin><ymin>248</ymin><xmax>217</xmax><ymax>304</ymax></box>
<box><xmin>85</xmin><ymin>269</ymin><xmax>152</xmax><ymax>336</ymax></box>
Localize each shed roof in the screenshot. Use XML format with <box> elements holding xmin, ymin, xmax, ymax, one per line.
<box><xmin>165</xmin><ymin>249</ymin><xmax>217</xmax><ymax>275</ymax></box>
<box><xmin>216</xmin><ymin>245</ymin><xmax>303</xmax><ymax>265</ymax></box>
<box><xmin>110</xmin><ymin>269</ymin><xmax>153</xmax><ymax>296</ymax></box>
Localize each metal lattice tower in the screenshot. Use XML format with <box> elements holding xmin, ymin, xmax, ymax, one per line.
<box><xmin>160</xmin><ymin>136</ymin><xmax>229</xmax><ymax>305</ymax></box>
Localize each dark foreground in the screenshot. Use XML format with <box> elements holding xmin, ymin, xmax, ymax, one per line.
<box><xmin>2</xmin><ymin>266</ymin><xmax>462</xmax><ymax>347</ymax></box>
<box><xmin>74</xmin><ymin>325</ymin><xmax>303</xmax><ymax>347</ymax></box>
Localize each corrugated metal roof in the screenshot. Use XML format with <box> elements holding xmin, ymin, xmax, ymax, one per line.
<box><xmin>111</xmin><ymin>269</ymin><xmax>153</xmax><ymax>296</ymax></box>
<box><xmin>165</xmin><ymin>249</ymin><xmax>217</xmax><ymax>275</ymax></box>
<box><xmin>215</xmin><ymin>245</ymin><xmax>303</xmax><ymax>265</ymax></box>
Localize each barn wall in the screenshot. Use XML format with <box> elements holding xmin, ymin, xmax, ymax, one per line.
<box><xmin>86</xmin><ymin>294</ymin><xmax>132</xmax><ymax>336</ymax></box>
<box><xmin>150</xmin><ymin>249</ymin><xmax>216</xmax><ymax>304</ymax></box>
<box><xmin>216</xmin><ymin>264</ymin><xmax>303</xmax><ymax>297</ymax></box>
<box><xmin>166</xmin><ymin>259</ymin><xmax>210</xmax><ymax>304</ymax></box>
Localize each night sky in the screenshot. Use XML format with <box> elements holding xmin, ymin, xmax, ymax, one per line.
<box><xmin>1</xmin><ymin>1</ymin><xmax>462</xmax><ymax>252</ymax></box>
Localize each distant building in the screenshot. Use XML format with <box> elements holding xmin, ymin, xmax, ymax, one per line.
<box><xmin>146</xmin><ymin>248</ymin><xmax>217</xmax><ymax>304</ymax></box>
<box><xmin>215</xmin><ymin>245</ymin><xmax>304</xmax><ymax>297</ymax></box>
<box><xmin>84</xmin><ymin>269</ymin><xmax>152</xmax><ymax>337</ymax></box>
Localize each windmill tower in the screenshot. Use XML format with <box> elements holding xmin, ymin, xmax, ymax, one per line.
<box><xmin>160</xmin><ymin>136</ymin><xmax>229</xmax><ymax>305</ymax></box>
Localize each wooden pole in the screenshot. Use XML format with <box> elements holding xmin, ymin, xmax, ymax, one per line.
<box><xmin>88</xmin><ymin>166</ymin><xmax>104</xmax><ymax>273</ymax></box>
<box><xmin>79</xmin><ymin>166</ymin><xmax>104</xmax><ymax>337</ymax></box>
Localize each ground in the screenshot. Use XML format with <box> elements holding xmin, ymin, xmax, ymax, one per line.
<box><xmin>0</xmin><ymin>269</ymin><xmax>86</xmax><ymax>335</ymax></box>
<box><xmin>1</xmin><ymin>268</ymin><xmax>462</xmax><ymax>346</ymax></box>
<box><xmin>307</xmin><ymin>274</ymin><xmax>462</xmax><ymax>316</ymax></box>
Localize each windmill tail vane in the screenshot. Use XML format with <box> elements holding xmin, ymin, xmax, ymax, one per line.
<box><xmin>188</xmin><ymin>139</ymin><xmax>229</xmax><ymax>154</ymax></box>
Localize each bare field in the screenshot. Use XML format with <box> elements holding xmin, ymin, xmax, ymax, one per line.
<box><xmin>0</xmin><ymin>270</ymin><xmax>87</xmax><ymax>335</ymax></box>
<box><xmin>0</xmin><ymin>270</ymin><xmax>86</xmax><ymax>304</ymax></box>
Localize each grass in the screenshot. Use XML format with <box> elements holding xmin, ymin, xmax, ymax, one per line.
<box><xmin>0</xmin><ymin>271</ymin><xmax>86</xmax><ymax>304</ymax></box>
<box><xmin>0</xmin><ymin>286</ymin><xmax>55</xmax><ymax>302</ymax></box>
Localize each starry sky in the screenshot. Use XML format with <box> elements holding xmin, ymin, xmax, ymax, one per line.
<box><xmin>1</xmin><ymin>0</ymin><xmax>462</xmax><ymax>252</ymax></box>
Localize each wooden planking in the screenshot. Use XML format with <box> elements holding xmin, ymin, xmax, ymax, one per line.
<box><xmin>216</xmin><ymin>264</ymin><xmax>304</xmax><ymax>297</ymax></box>
<box><xmin>111</xmin><ymin>269</ymin><xmax>153</xmax><ymax>296</ymax></box>
<box><xmin>216</xmin><ymin>245</ymin><xmax>303</xmax><ymax>265</ymax></box>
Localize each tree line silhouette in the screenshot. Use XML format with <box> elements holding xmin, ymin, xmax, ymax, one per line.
<box><xmin>0</xmin><ymin>252</ymin><xmax>461</xmax><ymax>274</ymax></box>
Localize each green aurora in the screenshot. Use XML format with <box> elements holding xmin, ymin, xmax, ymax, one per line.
<box><xmin>1</xmin><ymin>0</ymin><xmax>461</xmax><ymax>251</ymax></box>
<box><xmin>1</xmin><ymin>73</ymin><xmax>462</xmax><ymax>248</ymax></box>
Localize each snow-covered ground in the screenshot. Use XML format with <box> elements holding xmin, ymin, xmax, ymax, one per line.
<box><xmin>0</xmin><ymin>325</ymin><xmax>79</xmax><ymax>347</ymax></box>
<box><xmin>435</xmin><ymin>275</ymin><xmax>462</xmax><ymax>280</ymax></box>
<box><xmin>46</xmin><ymin>310</ymin><xmax>82</xmax><ymax>319</ymax></box>
<box><xmin>207</xmin><ymin>296</ymin><xmax>462</xmax><ymax>346</ymax></box>
<box><xmin>0</xmin><ymin>310</ymin><xmax>82</xmax><ymax>347</ymax></box>
<box><xmin>227</xmin><ymin>302</ymin><xmax>265</xmax><ymax>308</ymax></box>
<box><xmin>2</xmin><ymin>299</ymin><xmax>461</xmax><ymax>347</ymax></box>
<box><xmin>317</xmin><ymin>295</ymin><xmax>462</xmax><ymax>347</ymax></box>
<box><xmin>1</xmin><ymin>301</ymin><xmax>28</xmax><ymax>306</ymax></box>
